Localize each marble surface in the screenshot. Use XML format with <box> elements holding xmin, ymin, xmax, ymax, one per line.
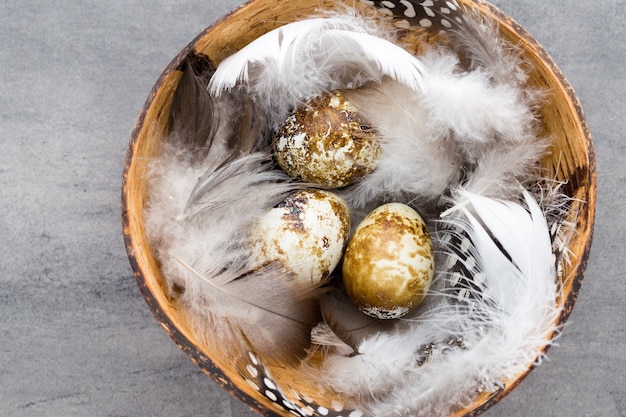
<box><xmin>1</xmin><ymin>1</ymin><xmax>623</xmax><ymax>416</ymax></box>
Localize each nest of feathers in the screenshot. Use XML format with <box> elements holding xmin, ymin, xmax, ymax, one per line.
<box><xmin>134</xmin><ymin>2</ymin><xmax>588</xmax><ymax>417</ymax></box>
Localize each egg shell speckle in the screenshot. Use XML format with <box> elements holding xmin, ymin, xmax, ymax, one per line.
<box><xmin>342</xmin><ymin>203</ymin><xmax>434</xmax><ymax>319</ymax></box>
<box><xmin>251</xmin><ymin>189</ymin><xmax>351</xmax><ymax>284</ymax></box>
<box><xmin>274</xmin><ymin>90</ymin><xmax>380</xmax><ymax>188</ymax></box>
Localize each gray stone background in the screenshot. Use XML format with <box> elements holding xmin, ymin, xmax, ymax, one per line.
<box><xmin>1</xmin><ymin>0</ymin><xmax>623</xmax><ymax>416</ymax></box>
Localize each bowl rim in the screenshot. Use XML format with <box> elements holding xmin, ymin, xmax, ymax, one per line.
<box><xmin>121</xmin><ymin>1</ymin><xmax>597</xmax><ymax>416</ymax></box>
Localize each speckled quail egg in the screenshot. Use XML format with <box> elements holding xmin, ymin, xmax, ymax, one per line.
<box><xmin>250</xmin><ymin>189</ymin><xmax>351</xmax><ymax>284</ymax></box>
<box><xmin>273</xmin><ymin>90</ymin><xmax>380</xmax><ymax>188</ymax></box>
<box><xmin>342</xmin><ymin>203</ymin><xmax>434</xmax><ymax>319</ymax></box>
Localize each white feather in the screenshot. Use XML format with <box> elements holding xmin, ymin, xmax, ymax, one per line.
<box><xmin>420</xmin><ymin>51</ymin><xmax>536</xmax><ymax>146</ymax></box>
<box><xmin>448</xmin><ymin>188</ymin><xmax>555</xmax><ymax>313</ymax></box>
<box><xmin>208</xmin><ymin>16</ymin><xmax>430</xmax><ymax>129</ymax></box>
<box><xmin>338</xmin><ymin>57</ymin><xmax>546</xmax><ymax>210</ymax></box>
<box><xmin>338</xmin><ymin>78</ymin><xmax>461</xmax><ymax>212</ymax></box>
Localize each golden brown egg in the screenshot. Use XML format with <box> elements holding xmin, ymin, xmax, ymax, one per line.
<box><xmin>273</xmin><ymin>90</ymin><xmax>380</xmax><ymax>188</ymax></box>
<box><xmin>342</xmin><ymin>203</ymin><xmax>434</xmax><ymax>319</ymax></box>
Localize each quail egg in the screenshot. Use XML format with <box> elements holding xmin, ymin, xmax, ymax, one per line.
<box><xmin>342</xmin><ymin>203</ymin><xmax>434</xmax><ymax>319</ymax></box>
<box><xmin>273</xmin><ymin>90</ymin><xmax>380</xmax><ymax>188</ymax></box>
<box><xmin>251</xmin><ymin>189</ymin><xmax>351</xmax><ymax>284</ymax></box>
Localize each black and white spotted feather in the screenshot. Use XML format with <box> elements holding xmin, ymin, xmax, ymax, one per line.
<box><xmin>367</xmin><ymin>0</ymin><xmax>466</xmax><ymax>32</ymax></box>
<box><xmin>238</xmin><ymin>350</ymin><xmax>363</xmax><ymax>417</ymax></box>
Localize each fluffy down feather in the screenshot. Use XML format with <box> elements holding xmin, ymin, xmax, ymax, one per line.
<box><xmin>338</xmin><ymin>77</ymin><xmax>461</xmax><ymax>212</ymax></box>
<box><xmin>145</xmin><ymin>146</ymin><xmax>325</xmax><ymax>364</ymax></box>
<box><xmin>339</xmin><ymin>50</ymin><xmax>547</xmax><ymax>211</ymax></box>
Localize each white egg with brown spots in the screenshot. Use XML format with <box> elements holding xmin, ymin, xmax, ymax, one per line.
<box><xmin>250</xmin><ymin>189</ymin><xmax>351</xmax><ymax>285</ymax></box>
<box><xmin>273</xmin><ymin>90</ymin><xmax>380</xmax><ymax>188</ymax></box>
<box><xmin>342</xmin><ymin>203</ymin><xmax>434</xmax><ymax>319</ymax></box>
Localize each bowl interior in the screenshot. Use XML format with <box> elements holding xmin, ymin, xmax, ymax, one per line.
<box><xmin>122</xmin><ymin>1</ymin><xmax>596</xmax><ymax>416</ymax></box>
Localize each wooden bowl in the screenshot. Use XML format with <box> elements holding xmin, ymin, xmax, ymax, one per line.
<box><xmin>122</xmin><ymin>0</ymin><xmax>596</xmax><ymax>415</ymax></box>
